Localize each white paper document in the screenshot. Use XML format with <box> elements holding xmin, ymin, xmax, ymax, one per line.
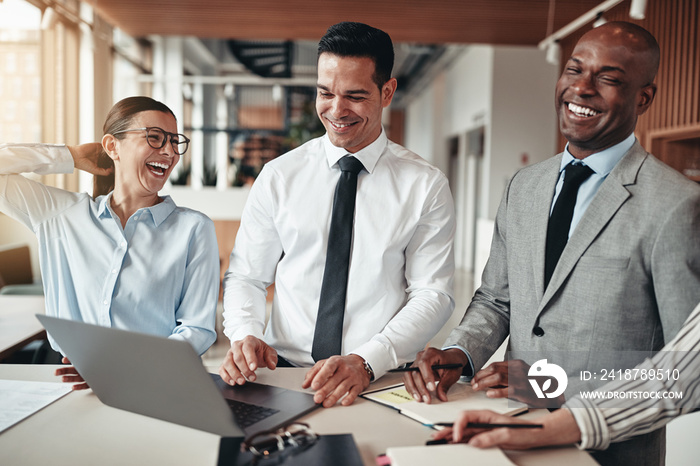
<box><xmin>387</xmin><ymin>443</ymin><xmax>516</xmax><ymax>466</ymax></box>
<box><xmin>0</xmin><ymin>379</ymin><xmax>71</xmax><ymax>433</ymax></box>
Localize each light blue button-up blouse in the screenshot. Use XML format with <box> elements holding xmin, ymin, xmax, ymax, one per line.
<box><xmin>0</xmin><ymin>143</ymin><xmax>218</xmax><ymax>355</ymax></box>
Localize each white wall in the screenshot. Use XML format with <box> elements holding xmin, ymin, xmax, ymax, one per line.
<box><xmin>489</xmin><ymin>46</ymin><xmax>559</xmax><ymax>218</ymax></box>
<box><xmin>443</xmin><ymin>46</ymin><xmax>493</xmax><ymax>136</ymax></box>
<box><xmin>161</xmin><ymin>186</ymin><xmax>249</xmax><ymax>221</ymax></box>
<box><xmin>406</xmin><ymin>46</ymin><xmax>494</xmax><ymax>167</ymax></box>
<box><xmin>404</xmin><ymin>83</ymin><xmax>436</xmax><ymax>164</ymax></box>
<box><xmin>404</xmin><ymin>44</ymin><xmax>558</xmax><ymax>280</ymax></box>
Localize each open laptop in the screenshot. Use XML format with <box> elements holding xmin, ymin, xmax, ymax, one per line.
<box><xmin>36</xmin><ymin>314</ymin><xmax>319</xmax><ymax>437</ymax></box>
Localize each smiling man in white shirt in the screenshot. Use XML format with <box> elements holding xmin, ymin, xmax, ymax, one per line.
<box><xmin>219</xmin><ymin>21</ymin><xmax>456</xmax><ymax>408</ymax></box>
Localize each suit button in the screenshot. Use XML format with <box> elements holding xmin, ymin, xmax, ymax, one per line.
<box><xmin>533</xmin><ymin>326</ymin><xmax>545</xmax><ymax>337</ymax></box>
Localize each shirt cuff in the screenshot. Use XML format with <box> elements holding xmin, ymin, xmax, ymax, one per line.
<box><xmin>53</xmin><ymin>145</ymin><xmax>75</xmax><ymax>173</ymax></box>
<box><xmin>349</xmin><ymin>339</ymin><xmax>397</xmax><ymax>381</ymax></box>
<box><xmin>222</xmin><ymin>322</ymin><xmax>265</xmax><ymax>344</ymax></box>
<box><xmin>564</xmin><ymin>398</ymin><xmax>611</xmax><ymax>450</ymax></box>
<box><xmin>441</xmin><ymin>344</ymin><xmax>475</xmax><ymax>380</ymax></box>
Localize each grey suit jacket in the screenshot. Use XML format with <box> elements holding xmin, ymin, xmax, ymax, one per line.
<box><xmin>446</xmin><ymin>141</ymin><xmax>700</xmax><ymax>381</ymax></box>
<box><xmin>445</xmin><ymin>141</ymin><xmax>700</xmax><ymax>465</ymax></box>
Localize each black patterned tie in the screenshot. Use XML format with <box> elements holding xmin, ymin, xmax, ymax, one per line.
<box><xmin>544</xmin><ymin>163</ymin><xmax>594</xmax><ymax>289</ymax></box>
<box><xmin>312</xmin><ymin>155</ymin><xmax>364</xmax><ymax>361</ymax></box>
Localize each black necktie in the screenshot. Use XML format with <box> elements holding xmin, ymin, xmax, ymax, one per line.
<box><xmin>544</xmin><ymin>163</ymin><xmax>594</xmax><ymax>289</ymax></box>
<box><xmin>311</xmin><ymin>155</ymin><xmax>364</xmax><ymax>361</ymax></box>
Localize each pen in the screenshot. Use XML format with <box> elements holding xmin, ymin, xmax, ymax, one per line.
<box><xmin>388</xmin><ymin>363</ymin><xmax>463</xmax><ymax>373</ymax></box>
<box><xmin>433</xmin><ymin>422</ymin><xmax>544</xmax><ymax>429</ymax></box>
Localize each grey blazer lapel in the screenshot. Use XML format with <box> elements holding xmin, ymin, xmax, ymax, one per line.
<box><xmin>538</xmin><ymin>142</ymin><xmax>647</xmax><ymax>311</ymax></box>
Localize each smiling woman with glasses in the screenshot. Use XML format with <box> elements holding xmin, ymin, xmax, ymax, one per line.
<box><xmin>0</xmin><ymin>96</ymin><xmax>219</xmax><ymax>388</ymax></box>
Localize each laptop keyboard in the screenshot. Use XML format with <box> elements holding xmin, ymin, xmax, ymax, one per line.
<box><xmin>226</xmin><ymin>399</ymin><xmax>280</xmax><ymax>428</ymax></box>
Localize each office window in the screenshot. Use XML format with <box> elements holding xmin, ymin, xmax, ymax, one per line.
<box><xmin>0</xmin><ymin>0</ymin><xmax>41</xmax><ymax>143</ymax></box>
<box><xmin>4</xmin><ymin>52</ymin><xmax>17</xmax><ymax>73</ymax></box>
<box><xmin>23</xmin><ymin>51</ymin><xmax>37</xmax><ymax>74</ymax></box>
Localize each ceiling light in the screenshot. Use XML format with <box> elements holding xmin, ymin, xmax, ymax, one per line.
<box><xmin>546</xmin><ymin>41</ymin><xmax>560</xmax><ymax>66</ymax></box>
<box><xmin>593</xmin><ymin>12</ymin><xmax>607</xmax><ymax>28</ymax></box>
<box><xmin>629</xmin><ymin>0</ymin><xmax>647</xmax><ymax>19</ymax></box>
<box><xmin>272</xmin><ymin>84</ymin><xmax>282</xmax><ymax>102</ymax></box>
<box><xmin>41</xmin><ymin>6</ymin><xmax>57</xmax><ymax>30</ymax></box>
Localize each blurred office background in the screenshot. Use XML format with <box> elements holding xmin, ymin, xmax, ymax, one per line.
<box><xmin>1</xmin><ymin>0</ymin><xmax>698</xmax><ymax>289</ymax></box>
<box><xmin>0</xmin><ymin>1</ymin><xmax>698</xmax><ymax>462</ymax></box>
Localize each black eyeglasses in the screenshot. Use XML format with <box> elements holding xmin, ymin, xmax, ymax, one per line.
<box><xmin>112</xmin><ymin>127</ymin><xmax>190</xmax><ymax>155</ymax></box>
<box><xmin>241</xmin><ymin>422</ymin><xmax>318</xmax><ymax>461</ymax></box>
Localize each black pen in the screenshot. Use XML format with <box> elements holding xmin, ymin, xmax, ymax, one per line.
<box><xmin>433</xmin><ymin>422</ymin><xmax>544</xmax><ymax>429</ymax></box>
<box><xmin>388</xmin><ymin>363</ymin><xmax>463</xmax><ymax>373</ymax></box>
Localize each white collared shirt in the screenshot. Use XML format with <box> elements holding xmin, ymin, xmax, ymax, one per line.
<box><xmin>223</xmin><ymin>129</ymin><xmax>456</xmax><ymax>378</ymax></box>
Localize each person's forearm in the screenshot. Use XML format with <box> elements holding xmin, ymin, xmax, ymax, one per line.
<box><xmin>541</xmin><ymin>408</ymin><xmax>582</xmax><ymax>446</ymax></box>
<box><xmin>169</xmin><ymin>325</ymin><xmax>217</xmax><ymax>356</ymax></box>
<box><xmin>222</xmin><ymin>276</ymin><xmax>269</xmax><ymax>342</ymax></box>
<box><xmin>0</xmin><ymin>144</ymin><xmax>76</xmax><ymax>229</ymax></box>
<box><xmin>0</xmin><ymin>143</ymin><xmax>73</xmax><ymax>175</ymax></box>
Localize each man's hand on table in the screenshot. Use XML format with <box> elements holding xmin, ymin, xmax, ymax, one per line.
<box><xmin>403</xmin><ymin>347</ymin><xmax>468</xmax><ymax>404</ymax></box>
<box><xmin>302</xmin><ymin>354</ymin><xmax>371</xmax><ymax>408</ymax></box>
<box><xmin>219</xmin><ymin>335</ymin><xmax>278</xmax><ymax>385</ymax></box>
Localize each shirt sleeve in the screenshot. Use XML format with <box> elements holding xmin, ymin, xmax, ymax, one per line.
<box><xmin>169</xmin><ymin>216</ymin><xmax>220</xmax><ymax>355</ymax></box>
<box><xmin>349</xmin><ymin>174</ymin><xmax>456</xmax><ymax>378</ymax></box>
<box><xmin>649</xmin><ymin>190</ymin><xmax>700</xmax><ymax>342</ymax></box>
<box><xmin>222</xmin><ymin>165</ymin><xmax>283</xmax><ymax>342</ymax></box>
<box><xmin>0</xmin><ymin>143</ymin><xmax>77</xmax><ymax>230</ymax></box>
<box><xmin>565</xmin><ymin>302</ymin><xmax>700</xmax><ymax>450</ymax></box>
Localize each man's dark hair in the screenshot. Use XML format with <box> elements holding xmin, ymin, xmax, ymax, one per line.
<box><xmin>317</xmin><ymin>21</ymin><xmax>394</xmax><ymax>88</ymax></box>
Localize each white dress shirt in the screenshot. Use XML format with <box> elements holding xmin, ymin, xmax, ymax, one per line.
<box><xmin>223</xmin><ymin>129</ymin><xmax>455</xmax><ymax>378</ymax></box>
<box><xmin>566</xmin><ymin>301</ymin><xmax>700</xmax><ymax>450</ymax></box>
<box><xmin>0</xmin><ymin>143</ymin><xmax>219</xmax><ymax>355</ymax></box>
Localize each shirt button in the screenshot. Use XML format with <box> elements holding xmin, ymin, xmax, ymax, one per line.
<box><xmin>111</xmin><ymin>269</ymin><xmax>117</xmax><ymax>274</ymax></box>
<box><xmin>533</xmin><ymin>326</ymin><xmax>545</xmax><ymax>337</ymax></box>
<box><xmin>103</xmin><ymin>300</ymin><xmax>108</xmax><ymax>305</ymax></box>
<box><xmin>121</xmin><ymin>241</ymin><xmax>126</xmax><ymax>248</ymax></box>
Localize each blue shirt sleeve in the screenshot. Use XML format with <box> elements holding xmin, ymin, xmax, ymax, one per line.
<box><xmin>169</xmin><ymin>216</ymin><xmax>220</xmax><ymax>355</ymax></box>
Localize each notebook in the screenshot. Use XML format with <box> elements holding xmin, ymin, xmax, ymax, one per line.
<box><xmin>36</xmin><ymin>314</ymin><xmax>319</xmax><ymax>436</ymax></box>
<box><xmin>386</xmin><ymin>443</ymin><xmax>515</xmax><ymax>466</ymax></box>
<box><xmin>361</xmin><ymin>382</ymin><xmax>527</xmax><ymax>427</ymax></box>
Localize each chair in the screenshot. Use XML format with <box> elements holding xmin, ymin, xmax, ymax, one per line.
<box><xmin>0</xmin><ymin>244</ymin><xmax>34</xmax><ymax>286</ymax></box>
<box><xmin>0</xmin><ymin>283</ymin><xmax>44</xmax><ymax>295</ymax></box>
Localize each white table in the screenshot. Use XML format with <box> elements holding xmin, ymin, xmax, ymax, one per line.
<box><xmin>0</xmin><ymin>364</ymin><xmax>596</xmax><ymax>466</ymax></box>
<box><xmin>0</xmin><ymin>295</ymin><xmax>45</xmax><ymax>360</ymax></box>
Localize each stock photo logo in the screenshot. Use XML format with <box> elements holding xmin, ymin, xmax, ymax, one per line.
<box><xmin>527</xmin><ymin>359</ymin><xmax>568</xmax><ymax>399</ymax></box>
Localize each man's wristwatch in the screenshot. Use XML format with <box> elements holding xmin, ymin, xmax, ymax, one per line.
<box><xmin>361</xmin><ymin>359</ymin><xmax>375</xmax><ymax>382</ymax></box>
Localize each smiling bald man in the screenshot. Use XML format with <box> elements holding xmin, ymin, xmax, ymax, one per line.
<box><xmin>405</xmin><ymin>22</ymin><xmax>700</xmax><ymax>466</ymax></box>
